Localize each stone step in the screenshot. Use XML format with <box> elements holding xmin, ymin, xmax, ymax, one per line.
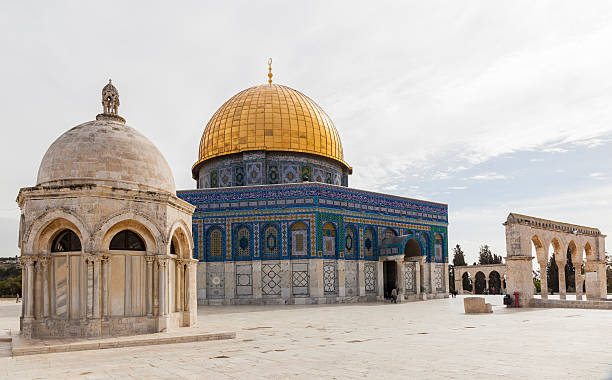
<box><xmin>0</xmin><ymin>342</ymin><xmax>11</xmax><ymax>358</ymax></box>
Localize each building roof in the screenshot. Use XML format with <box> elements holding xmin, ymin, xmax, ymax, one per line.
<box><xmin>193</xmin><ymin>83</ymin><xmax>350</xmax><ymax>177</ymax></box>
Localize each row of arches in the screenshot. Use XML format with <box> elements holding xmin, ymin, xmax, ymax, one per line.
<box><xmin>205</xmin><ymin>222</ymin><xmax>381</xmax><ymax>260</ymax></box>
<box><xmin>21</xmin><ymin>213</ymin><xmax>194</xmax><ymax>330</ymax></box>
<box><xmin>204</xmin><ymin>222</ymin><xmax>444</xmax><ymax>261</ymax></box>
<box><xmin>52</xmin><ymin>229</ymin><xmax>146</xmax><ymax>253</ymax></box>
<box><xmin>530</xmin><ymin>235</ymin><xmax>596</xmax><ymax>299</ymax></box>
<box><xmin>460</xmin><ymin>271</ymin><xmax>506</xmax><ymax>294</ymax></box>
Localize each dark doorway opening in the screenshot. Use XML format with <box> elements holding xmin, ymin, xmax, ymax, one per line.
<box><xmin>383</xmin><ymin>261</ymin><xmax>397</xmax><ymax>299</ymax></box>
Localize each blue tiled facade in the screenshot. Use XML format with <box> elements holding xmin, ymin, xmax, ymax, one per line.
<box><xmin>178</xmin><ymin>182</ymin><xmax>449</xmax><ymax>265</ymax></box>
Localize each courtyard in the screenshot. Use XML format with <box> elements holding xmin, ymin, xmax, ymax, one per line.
<box><xmin>0</xmin><ymin>296</ymin><xmax>611</xmax><ymax>379</ymax></box>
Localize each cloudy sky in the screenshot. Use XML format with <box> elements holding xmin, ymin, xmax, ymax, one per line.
<box><xmin>1</xmin><ymin>1</ymin><xmax>612</xmax><ymax>264</ymax></box>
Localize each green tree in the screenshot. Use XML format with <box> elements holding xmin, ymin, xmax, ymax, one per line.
<box><xmin>547</xmin><ymin>255</ymin><xmax>559</xmax><ymax>293</ymax></box>
<box><xmin>452</xmin><ymin>244</ymin><xmax>467</xmax><ymax>267</ymax></box>
<box><xmin>449</xmin><ymin>244</ymin><xmax>467</xmax><ymax>292</ymax></box>
<box><xmin>478</xmin><ymin>245</ymin><xmax>502</xmax><ymax>265</ymax></box>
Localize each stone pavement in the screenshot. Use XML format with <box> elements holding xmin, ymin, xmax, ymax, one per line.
<box><xmin>0</xmin><ymin>296</ymin><xmax>611</xmax><ymax>379</ymax></box>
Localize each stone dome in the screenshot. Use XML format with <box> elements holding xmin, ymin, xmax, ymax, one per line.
<box><xmin>193</xmin><ymin>83</ymin><xmax>350</xmax><ymax>177</ymax></box>
<box><xmin>36</xmin><ymin>81</ymin><xmax>175</xmax><ymax>193</ymax></box>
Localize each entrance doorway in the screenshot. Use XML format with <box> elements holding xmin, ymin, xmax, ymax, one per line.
<box><xmin>383</xmin><ymin>261</ymin><xmax>397</xmax><ymax>299</ymax></box>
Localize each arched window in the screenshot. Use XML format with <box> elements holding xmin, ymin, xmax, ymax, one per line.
<box><xmin>404</xmin><ymin>238</ymin><xmax>421</xmax><ymax>258</ymax></box>
<box><xmin>207</xmin><ymin>228</ymin><xmax>223</xmax><ymax>258</ymax></box>
<box><xmin>110</xmin><ymin>230</ymin><xmax>145</xmax><ymax>251</ymax></box>
<box><xmin>364</xmin><ymin>227</ymin><xmax>376</xmax><ymax>258</ymax></box>
<box><xmin>233</xmin><ymin>225</ymin><xmax>251</xmax><ymax>258</ymax></box>
<box><xmin>262</xmin><ymin>224</ymin><xmax>279</xmax><ymax>258</ymax></box>
<box><xmin>290</xmin><ymin>222</ymin><xmax>308</xmax><ymax>257</ymax></box>
<box><xmin>51</xmin><ymin>229</ymin><xmax>81</xmax><ymax>252</ymax></box>
<box><xmin>322</xmin><ymin>222</ymin><xmax>336</xmax><ymax>257</ymax></box>
<box><xmin>435</xmin><ymin>234</ymin><xmax>443</xmax><ymax>261</ymax></box>
<box><xmin>344</xmin><ymin>225</ymin><xmax>357</xmax><ymax>257</ymax></box>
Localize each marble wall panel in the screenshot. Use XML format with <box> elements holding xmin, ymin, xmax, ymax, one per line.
<box><xmin>110</xmin><ymin>255</ymin><xmax>125</xmax><ymax>317</ymax></box>
<box><xmin>291</xmin><ymin>263</ymin><xmax>309</xmax><ymax>296</ymax></box>
<box><xmin>53</xmin><ymin>256</ymin><xmax>67</xmax><ymax>318</ymax></box>
<box><xmin>236</xmin><ymin>263</ymin><xmax>253</xmax><ymax>296</ymax></box>
<box><xmin>345</xmin><ymin>261</ymin><xmax>358</xmax><ymax>296</ymax></box>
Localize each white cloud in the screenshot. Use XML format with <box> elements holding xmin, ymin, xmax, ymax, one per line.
<box><xmin>448</xmin><ymin>186</ymin><xmax>467</xmax><ymax>190</ymax></box>
<box><xmin>469</xmin><ymin>172</ymin><xmax>507</xmax><ymax>181</ymax></box>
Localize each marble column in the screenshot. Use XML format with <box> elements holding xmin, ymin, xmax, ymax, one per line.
<box><xmin>24</xmin><ymin>257</ymin><xmax>35</xmax><ymax>318</ymax></box>
<box><xmin>92</xmin><ymin>256</ymin><xmax>101</xmax><ymax>319</ymax></box>
<box><xmin>145</xmin><ymin>256</ymin><xmax>154</xmax><ymax>316</ymax></box>
<box><xmin>158</xmin><ymin>258</ymin><xmax>168</xmax><ymax>316</ymax></box>
<box><xmin>485</xmin><ymin>277</ymin><xmax>490</xmax><ymax>294</ymax></box>
<box><xmin>395</xmin><ymin>260</ymin><xmax>404</xmax><ymax>300</ymax></box>
<box><xmin>472</xmin><ymin>276</ymin><xmax>476</xmax><ymax>295</ymax></box>
<box><xmin>539</xmin><ymin>263</ymin><xmax>547</xmax><ymax>299</ymax></box>
<box><xmin>575</xmin><ymin>264</ymin><xmax>583</xmax><ymax>300</ymax></box>
<box><xmin>39</xmin><ymin>256</ymin><xmax>50</xmax><ymax>317</ymax></box>
<box><xmin>558</xmin><ymin>263</ymin><xmax>567</xmax><ymax>300</ymax></box>
<box><xmin>184</xmin><ymin>262</ymin><xmax>191</xmax><ymax>312</ymax></box>
<box><xmin>34</xmin><ymin>260</ymin><xmax>43</xmax><ymax>318</ymax></box>
<box><xmin>415</xmin><ymin>263</ymin><xmax>421</xmax><ymax>297</ymax></box>
<box><xmin>86</xmin><ymin>257</ymin><xmax>94</xmax><ymax>318</ymax></box>
<box><xmin>101</xmin><ymin>255</ymin><xmax>110</xmax><ymax>318</ymax></box>
<box><xmin>175</xmin><ymin>260</ymin><xmax>182</xmax><ymax>311</ymax></box>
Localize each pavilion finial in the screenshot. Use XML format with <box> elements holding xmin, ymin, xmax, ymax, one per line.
<box><xmin>96</xmin><ymin>79</ymin><xmax>125</xmax><ymax>123</ymax></box>
<box><xmin>267</xmin><ymin>58</ymin><xmax>273</xmax><ymax>84</ymax></box>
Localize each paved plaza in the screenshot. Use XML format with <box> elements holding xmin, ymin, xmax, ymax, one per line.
<box><xmin>0</xmin><ymin>296</ymin><xmax>611</xmax><ymax>379</ymax></box>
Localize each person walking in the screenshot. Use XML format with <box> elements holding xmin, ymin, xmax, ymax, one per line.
<box><xmin>391</xmin><ymin>288</ymin><xmax>398</xmax><ymax>304</ymax></box>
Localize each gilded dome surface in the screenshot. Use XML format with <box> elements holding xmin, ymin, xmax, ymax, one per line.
<box><xmin>37</xmin><ymin>119</ymin><xmax>176</xmax><ymax>193</ymax></box>
<box><xmin>194</xmin><ymin>84</ymin><xmax>349</xmax><ymax>175</ymax></box>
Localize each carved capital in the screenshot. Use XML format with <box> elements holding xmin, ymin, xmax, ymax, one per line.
<box><xmin>19</xmin><ymin>256</ymin><xmax>36</xmax><ymax>266</ymax></box>
<box><xmin>156</xmin><ymin>257</ymin><xmax>169</xmax><ymax>268</ymax></box>
<box><xmin>36</xmin><ymin>256</ymin><xmax>51</xmax><ymax>271</ymax></box>
<box><xmin>101</xmin><ymin>255</ymin><xmax>111</xmax><ymax>263</ymax></box>
<box><xmin>86</xmin><ymin>255</ymin><xmax>102</xmax><ymax>264</ymax></box>
<box><xmin>144</xmin><ymin>256</ymin><xmax>156</xmax><ymax>264</ymax></box>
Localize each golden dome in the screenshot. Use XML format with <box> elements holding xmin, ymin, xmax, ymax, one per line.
<box><xmin>193</xmin><ymin>84</ymin><xmax>350</xmax><ymax>176</ymax></box>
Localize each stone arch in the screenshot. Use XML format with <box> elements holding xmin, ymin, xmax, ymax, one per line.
<box><xmin>474</xmin><ymin>271</ymin><xmax>486</xmax><ymax>294</ymax></box>
<box><xmin>550</xmin><ymin>237</ymin><xmax>566</xmax><ymax>264</ymax></box>
<box><xmin>166</xmin><ymin>219</ymin><xmax>194</xmax><ymax>257</ymax></box>
<box><xmin>95</xmin><ymin>211</ymin><xmax>162</xmax><ymax>254</ymax></box>
<box><xmin>584</xmin><ymin>241</ymin><xmax>595</xmax><ymax>262</ymax></box>
<box><xmin>531</xmin><ymin>234</ymin><xmax>548</xmax><ymax>263</ymax></box>
<box><xmin>489</xmin><ymin>270</ymin><xmax>502</xmax><ymax>294</ymax></box>
<box><xmin>462</xmin><ymin>272</ymin><xmax>473</xmax><ymax>292</ymax></box>
<box><xmin>169</xmin><ymin>223</ymin><xmax>193</xmax><ymax>259</ymax></box>
<box><xmin>24</xmin><ymin>208</ymin><xmax>90</xmax><ymax>254</ymax></box>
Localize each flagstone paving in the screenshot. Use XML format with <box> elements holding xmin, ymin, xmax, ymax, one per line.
<box><xmin>0</xmin><ymin>296</ymin><xmax>611</xmax><ymax>379</ymax></box>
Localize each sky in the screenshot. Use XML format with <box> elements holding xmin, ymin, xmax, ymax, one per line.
<box><xmin>1</xmin><ymin>1</ymin><xmax>612</xmax><ymax>264</ymax></box>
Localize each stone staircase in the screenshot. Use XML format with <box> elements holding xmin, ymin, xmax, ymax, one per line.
<box><xmin>0</xmin><ymin>331</ymin><xmax>12</xmax><ymax>357</ymax></box>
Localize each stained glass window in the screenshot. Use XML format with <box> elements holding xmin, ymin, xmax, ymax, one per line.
<box><xmin>110</xmin><ymin>230</ymin><xmax>145</xmax><ymax>251</ymax></box>
<box><xmin>345</xmin><ymin>226</ymin><xmax>356</xmax><ymax>256</ymax></box>
<box><xmin>51</xmin><ymin>229</ymin><xmax>81</xmax><ymax>252</ymax></box>
<box><xmin>262</xmin><ymin>224</ymin><xmax>279</xmax><ymax>257</ymax></box>
<box><xmin>234</xmin><ymin>226</ymin><xmax>250</xmax><ymax>258</ymax></box>
<box><xmin>208</xmin><ymin>228</ymin><xmax>223</xmax><ymax>258</ymax></box>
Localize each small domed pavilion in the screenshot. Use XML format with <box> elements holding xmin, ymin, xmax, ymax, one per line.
<box><xmin>17</xmin><ymin>81</ymin><xmax>197</xmax><ymax>338</ymax></box>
